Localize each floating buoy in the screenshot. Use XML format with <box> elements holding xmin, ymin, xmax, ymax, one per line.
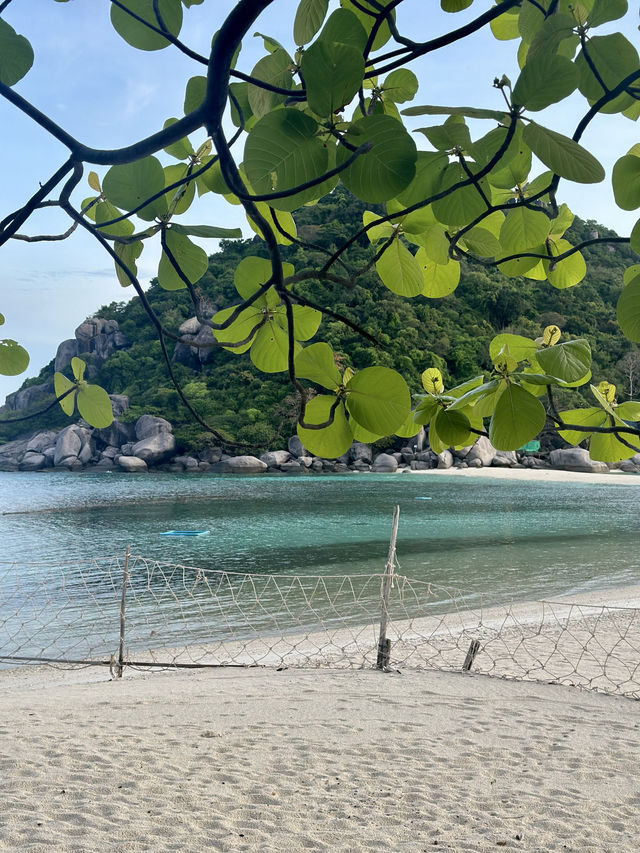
<box><xmin>414</xmin><ymin>497</ymin><xmax>433</xmax><ymax>500</ymax></box>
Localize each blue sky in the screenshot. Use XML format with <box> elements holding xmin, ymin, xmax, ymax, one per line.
<box><xmin>1</xmin><ymin>0</ymin><xmax>638</xmax><ymax>405</ymax></box>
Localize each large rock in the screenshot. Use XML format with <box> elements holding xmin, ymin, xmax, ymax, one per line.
<box><xmin>54</xmin><ymin>339</ymin><xmax>79</xmax><ymax>372</ymax></box>
<box><xmin>19</xmin><ymin>452</ymin><xmax>47</xmax><ymax>471</ymax></box>
<box><xmin>75</xmin><ymin>318</ymin><xmax>128</xmax><ymax>361</ymax></box>
<box><xmin>25</xmin><ymin>431</ymin><xmax>58</xmax><ymax>453</ymax></box>
<box><xmin>260</xmin><ymin>450</ymin><xmax>291</xmax><ymax>468</ymax></box>
<box><xmin>466</xmin><ymin>436</ymin><xmax>497</xmax><ymax>467</ymax></box>
<box><xmin>135</xmin><ymin>415</ymin><xmax>173</xmax><ymax>441</ymax></box>
<box><xmin>549</xmin><ymin>447</ymin><xmax>609</xmax><ymax>473</ymax></box>
<box><xmin>2</xmin><ymin>381</ymin><xmax>53</xmax><ymax>413</ymax></box>
<box><xmin>131</xmin><ymin>432</ymin><xmax>176</xmax><ymax>465</ymax></box>
<box><xmin>372</xmin><ymin>453</ymin><xmax>398</xmax><ymax>473</ymax></box>
<box><xmin>351</xmin><ymin>442</ymin><xmax>372</xmax><ymax>463</ymax></box>
<box><xmin>118</xmin><ymin>456</ymin><xmax>148</xmax><ymax>472</ymax></box>
<box><xmin>216</xmin><ymin>455</ymin><xmax>268</xmax><ymax>474</ymax></box>
<box><xmin>95</xmin><ymin>419</ymin><xmax>136</xmax><ymax>450</ymax></box>
<box><xmin>619</xmin><ymin>454</ymin><xmax>640</xmax><ymax>473</ymax></box>
<box><xmin>109</xmin><ymin>395</ymin><xmax>130</xmax><ymax>417</ymax></box>
<box><xmin>54</xmin><ymin>425</ymin><xmax>89</xmax><ymax>468</ymax></box>
<box><xmin>492</xmin><ymin>450</ymin><xmax>518</xmax><ymax>467</ymax></box>
<box><xmin>287</xmin><ymin>436</ymin><xmax>306</xmax><ymax>457</ymax></box>
<box><xmin>437</xmin><ymin>450</ymin><xmax>453</xmax><ymax>469</ymax></box>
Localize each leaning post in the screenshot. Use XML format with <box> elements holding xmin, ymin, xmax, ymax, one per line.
<box><xmin>117</xmin><ymin>546</ymin><xmax>130</xmax><ymax>678</ymax></box>
<box><xmin>377</xmin><ymin>505</ymin><xmax>400</xmax><ymax>670</ymax></box>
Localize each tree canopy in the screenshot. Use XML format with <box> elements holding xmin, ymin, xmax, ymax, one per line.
<box><xmin>1</xmin><ymin>0</ymin><xmax>640</xmax><ymax>462</ymax></box>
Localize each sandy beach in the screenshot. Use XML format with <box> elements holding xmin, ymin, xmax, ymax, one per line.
<box><xmin>0</xmin><ymin>665</ymin><xmax>639</xmax><ymax>852</ymax></box>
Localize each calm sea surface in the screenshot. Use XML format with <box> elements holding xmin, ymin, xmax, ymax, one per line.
<box><xmin>1</xmin><ymin>470</ymin><xmax>639</xmax><ymax>662</ymax></box>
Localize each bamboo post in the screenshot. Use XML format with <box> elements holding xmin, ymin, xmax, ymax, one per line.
<box><xmin>462</xmin><ymin>639</ymin><xmax>481</xmax><ymax>672</ymax></box>
<box><xmin>377</xmin><ymin>505</ymin><xmax>400</xmax><ymax>670</ymax></box>
<box><xmin>116</xmin><ymin>546</ymin><xmax>130</xmax><ymax>678</ymax></box>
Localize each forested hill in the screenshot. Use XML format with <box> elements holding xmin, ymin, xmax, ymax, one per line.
<box><xmin>3</xmin><ymin>187</ymin><xmax>638</xmax><ymax>452</ymax></box>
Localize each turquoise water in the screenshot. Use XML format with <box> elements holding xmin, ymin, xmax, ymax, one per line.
<box><xmin>1</xmin><ymin>469</ymin><xmax>639</xmax><ymax>597</ymax></box>
<box><xmin>1</xmin><ymin>470</ymin><xmax>639</xmax><ymax>663</ymax></box>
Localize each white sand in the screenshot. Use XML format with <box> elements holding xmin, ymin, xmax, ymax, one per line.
<box><xmin>1</xmin><ymin>666</ymin><xmax>639</xmax><ymax>852</ymax></box>
<box><xmin>404</xmin><ymin>465</ymin><xmax>640</xmax><ymax>485</ymax></box>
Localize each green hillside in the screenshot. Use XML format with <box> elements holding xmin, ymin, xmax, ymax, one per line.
<box><xmin>2</xmin><ymin>188</ymin><xmax>637</xmax><ymax>452</ymax></box>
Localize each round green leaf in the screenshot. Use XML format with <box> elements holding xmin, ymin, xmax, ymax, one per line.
<box><xmin>617</xmin><ymin>276</ymin><xmax>640</xmax><ymax>342</ymax></box>
<box><xmin>499</xmin><ymin>207</ymin><xmax>551</xmax><ymax>253</ymax></box>
<box><xmin>345</xmin><ymin>367</ymin><xmax>410</xmax><ymax>434</ymax></box>
<box><xmin>337</xmin><ymin>115</ymin><xmax>417</xmax><ymax>203</ymax></box>
<box><xmin>512</xmin><ymin>54</ymin><xmax>578</xmax><ymax>111</ymax></box>
<box><xmin>114</xmin><ymin>241</ymin><xmax>143</xmax><ymax>288</ymax></box>
<box><xmin>94</xmin><ymin>201</ymin><xmax>135</xmax><ymax>238</ymax></box>
<box><xmin>110</xmin><ymin>0</ymin><xmax>183</xmax><ymax>51</ymax></box>
<box><xmin>536</xmin><ymin>340</ymin><xmax>591</xmax><ymax>383</ymax></box>
<box><xmin>184</xmin><ymin>75</ymin><xmax>206</xmax><ymax>114</ymax></box>
<box><xmin>298</xmin><ymin>396</ymin><xmax>353</xmax><ymax>458</ymax></box>
<box><xmin>319</xmin><ymin>8</ymin><xmax>368</xmax><ymax>50</ymax></box>
<box><xmin>415</xmin><ymin>250</ymin><xmax>460</xmax><ymax>298</ymax></box>
<box><xmin>576</xmin><ymin>33</ymin><xmax>638</xmax><ymax>114</ymax></box>
<box><xmin>162</xmin><ymin>118</ymin><xmax>195</xmax><ymax>160</ymax></box>
<box><xmin>295</xmin><ymin>342</ymin><xmax>342</xmax><ymax>389</ymax></box>
<box><xmin>247</xmin><ymin>48</ymin><xmax>293</xmax><ymax>118</ymax></box>
<box><xmin>102</xmin><ymin>156</ymin><xmax>167</xmax><ymax>220</ymax></box>
<box><xmin>77</xmin><ymin>384</ymin><xmax>114</xmax><ymax>429</ymax></box>
<box><xmin>489</xmin><ymin>383</ymin><xmax>546</xmax><ymax>451</ymax></box>
<box><xmin>250</xmin><ymin>320</ymin><xmax>300</xmax><ymax>373</ymax></box>
<box><xmin>276</xmin><ymin>305</ymin><xmax>321</xmax><ymax>342</ymax></box>
<box><xmin>558</xmin><ymin>407</ymin><xmax>605</xmax><ymax>445</ymax></box>
<box><xmin>432</xmin><ymin>163</ymin><xmax>489</xmax><ymax>227</ymax></box>
<box><xmin>0</xmin><ymin>339</ymin><xmax>29</xmax><ymax>376</ymax></box>
<box><xmin>54</xmin><ymin>372</ymin><xmax>76</xmax><ymax>416</ymax></box>
<box><xmin>490</xmin><ymin>334</ymin><xmax>537</xmax><ymax>365</ymax></box>
<box><xmin>212</xmin><ymin>305</ymin><xmax>261</xmax><ymax>354</ymax></box>
<box><xmin>294</xmin><ymin>0</ymin><xmax>329</xmax><ymax>44</ymax></box>
<box><xmin>433</xmin><ymin>408</ymin><xmax>472</xmax><ymax>446</ymax></box>
<box><xmin>158</xmin><ymin>230</ymin><xmax>208</xmax><ymax>291</ymax></box>
<box><xmin>301</xmin><ymin>40</ymin><xmax>364</xmax><ymax>117</ymax></box>
<box><xmin>340</xmin><ymin>0</ymin><xmax>393</xmax><ymax>50</ymax></box>
<box><xmin>590</xmin><ymin>431</ymin><xmax>637</xmax><ymax>463</ymax></box>
<box><xmin>375</xmin><ymin>239</ymin><xmax>423</xmax><ymax>297</ymax></box>
<box><xmin>543</xmin><ymin>239</ymin><xmax>586</xmax><ymax>289</ymax></box>
<box><xmin>244</xmin><ymin>109</ymin><xmax>328</xmax><ymax>211</ymax></box>
<box><xmin>612</xmin><ymin>154</ymin><xmax>640</xmax><ymax>211</ymax></box>
<box><xmin>522</xmin><ymin>123</ymin><xmax>605</xmax><ymax>184</ymax></box>
<box><xmin>490</xmin><ymin>9</ymin><xmax>520</xmax><ymax>40</ymax></box>
<box><xmin>382</xmin><ymin>69</ymin><xmax>419</xmax><ymax>104</ymax></box>
<box><xmin>0</xmin><ymin>19</ymin><xmax>34</xmax><ymax>86</ymax></box>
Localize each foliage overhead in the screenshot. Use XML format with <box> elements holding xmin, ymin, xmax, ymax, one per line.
<box><xmin>1</xmin><ymin>0</ymin><xmax>640</xmax><ymax>463</ymax></box>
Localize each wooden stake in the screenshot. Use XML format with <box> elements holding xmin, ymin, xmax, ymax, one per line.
<box><xmin>377</xmin><ymin>505</ymin><xmax>400</xmax><ymax>670</ymax></box>
<box><xmin>462</xmin><ymin>639</ymin><xmax>481</xmax><ymax>672</ymax></box>
<box><xmin>117</xmin><ymin>546</ymin><xmax>130</xmax><ymax>678</ymax></box>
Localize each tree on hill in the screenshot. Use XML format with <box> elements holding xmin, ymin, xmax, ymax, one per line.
<box><xmin>1</xmin><ymin>0</ymin><xmax>640</xmax><ymax>463</ymax></box>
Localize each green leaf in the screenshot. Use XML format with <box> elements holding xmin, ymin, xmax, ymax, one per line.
<box><xmin>110</xmin><ymin>0</ymin><xmax>183</xmax><ymax>51</ymax></box>
<box><xmin>623</xmin><ymin>266</ymin><xmax>640</xmax><ymax>286</ymax></box>
<box><xmin>184</xmin><ymin>75</ymin><xmax>206</xmax><ymax>114</ymax></box>
<box><xmin>54</xmin><ymin>372</ymin><xmax>76</xmax><ymax>416</ymax></box>
<box><xmin>615</xmin><ymin>401</ymin><xmax>640</xmax><ymax>421</ymax></box>
<box><xmin>382</xmin><ymin>69</ymin><xmax>419</xmax><ymax>104</ymax></box>
<box><xmin>162</xmin><ymin>117</ymin><xmax>195</xmax><ymax>160</ymax></box>
<box><xmin>431</xmin><ymin>163</ymin><xmax>489</xmax><ymax>226</ymax></box>
<box><xmin>102</xmin><ymin>156</ymin><xmax>167</xmax><ymax>220</ymax></box>
<box><xmin>433</xmin><ymin>408</ymin><xmax>472</xmax><ymax>446</ymax></box>
<box><xmin>295</xmin><ymin>342</ymin><xmax>342</xmax><ymax>389</ymax></box>
<box><xmin>415</xmin><ymin>250</ymin><xmax>460</xmax><ymax>298</ymax></box>
<box><xmin>337</xmin><ymin>115</ymin><xmax>417</xmax><ymax>203</ymax></box>
<box><xmin>294</xmin><ymin>0</ymin><xmax>329</xmax><ymax>44</ymax></box>
<box><xmin>297</xmin><ymin>396</ymin><xmax>353</xmax><ymax>458</ymax></box>
<box><xmin>512</xmin><ymin>54</ymin><xmax>578</xmax><ymax>111</ymax></box>
<box><xmin>441</xmin><ymin>0</ymin><xmax>473</xmax><ymax>11</ymax></box>
<box><xmin>158</xmin><ymin>230</ymin><xmax>208</xmax><ymax>291</ymax></box>
<box><xmin>114</xmin><ymin>241</ymin><xmax>143</xmax><ymax>287</ymax></box>
<box><xmin>576</xmin><ymin>33</ymin><xmax>638</xmax><ymax>114</ymax></box>
<box><xmin>590</xmin><ymin>430</ymin><xmax>637</xmax><ymax>463</ymax></box>
<box><xmin>363</xmin><ymin>210</ymin><xmax>395</xmax><ymax>243</ymax></box>
<box><xmin>346</xmin><ymin>367</ymin><xmax>411</xmax><ymax>434</ymax></box>
<box><xmin>543</xmin><ymin>239</ymin><xmax>587</xmax><ymax>289</ymax></box>
<box><xmin>247</xmin><ymin>203</ymin><xmax>297</xmax><ymax>244</ymax></box>
<box><xmin>490</xmin><ymin>334</ymin><xmax>537</xmax><ymax>365</ymax></box>
<box><xmin>617</xmin><ymin>275</ymin><xmax>640</xmax><ymax>342</ymax></box>
<box><xmin>254</xmin><ymin>32</ymin><xmax>286</xmax><ymax>54</ymax></box>
<box><xmin>233</xmin><ymin>256</ymin><xmax>293</xmax><ymax>303</ymax></box>
<box><xmin>250</xmin><ymin>321</ymin><xmax>299</xmax><ymax>373</ymax></box>
<box><xmin>403</xmin><ymin>105</ymin><xmax>507</xmax><ymax>121</ymax></box>
<box><xmin>94</xmin><ymin>201</ymin><xmax>135</xmax><ymax>238</ymax></box>
<box><xmin>612</xmin><ymin>153</ymin><xmax>640</xmax><ymax>211</ymax></box>
<box><xmin>489</xmin><ymin>383</ymin><xmax>546</xmax><ymax>451</ymax></box>
<box><xmin>244</xmin><ymin>109</ymin><xmax>328</xmax><ymax>211</ymax></box>
<box><xmin>490</xmin><ymin>9</ymin><xmax>520</xmax><ymax>40</ymax></box>
<box><xmin>394</xmin><ymin>152</ymin><xmax>448</xmax><ymax>207</ymax></box>
<box><xmin>375</xmin><ymin>239</ymin><xmax>424</xmax><ymax>297</ymax></box>
<box><xmin>588</xmin><ymin>0</ymin><xmax>627</xmax><ymax>26</ymax></box>
<box><xmin>499</xmin><ymin>207</ymin><xmax>551</xmax><ymax>253</ymax></box>
<box><xmin>413</xmin><ymin>224</ymin><xmax>451</xmax><ymax>264</ymax></box>
<box><xmin>276</xmin><ymin>305</ymin><xmax>321</xmax><ymax>342</ymax></box>
<box><xmin>522</xmin><ymin>122</ymin><xmax>605</xmax><ymax>184</ymax></box>
<box><xmin>558</xmin><ymin>407</ymin><xmax>606</xmax><ymax>445</ymax></box>
<box><xmin>0</xmin><ymin>19</ymin><xmax>34</xmax><ymax>86</ymax></box>
<box><xmin>170</xmin><ymin>224</ymin><xmax>243</xmax><ymax>239</ymax></box>
<box><xmin>164</xmin><ymin>164</ymin><xmax>195</xmax><ymax>215</ymax></box>
<box><xmin>0</xmin><ymin>314</ymin><xmax>4</xmax><ymax>326</ymax></box>
<box><xmin>301</xmin><ymin>40</ymin><xmax>364</xmax><ymax>117</ymax></box>
<box><xmin>417</xmin><ymin>118</ymin><xmax>471</xmax><ymax>152</ymax></box>
<box><xmin>0</xmin><ymin>340</ymin><xmax>29</xmax><ymax>376</ymax></box>
<box><xmin>413</xmin><ymin>396</ymin><xmax>439</xmax><ymax>426</ymax></box>
<box><xmin>536</xmin><ymin>339</ymin><xmax>591</xmax><ymax>383</ymax></box>
<box><xmin>76</xmin><ymin>384</ymin><xmax>114</xmax><ymax>429</ymax></box>
<box><xmin>247</xmin><ymin>48</ymin><xmax>293</xmax><ymax>118</ymax></box>
<box><xmin>212</xmin><ymin>306</ymin><xmax>260</xmax><ymax>354</ymax></box>
<box><xmin>319</xmin><ymin>8</ymin><xmax>368</xmax><ymax>50</ymax></box>
<box><xmin>461</xmin><ymin>226</ymin><xmax>501</xmax><ymax>258</ymax></box>
<box><xmin>448</xmin><ymin>379</ymin><xmax>500</xmax><ymax>411</ymax></box>
<box><xmin>71</xmin><ymin>357</ymin><xmax>86</xmax><ymax>381</ymax></box>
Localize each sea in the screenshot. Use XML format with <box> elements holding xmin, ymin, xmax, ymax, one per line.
<box><xmin>1</xmin><ymin>470</ymin><xmax>639</xmax><ymax>663</ymax></box>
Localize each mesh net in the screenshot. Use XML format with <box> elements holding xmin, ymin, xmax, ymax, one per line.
<box><xmin>1</xmin><ymin>555</ymin><xmax>639</xmax><ymax>699</ymax></box>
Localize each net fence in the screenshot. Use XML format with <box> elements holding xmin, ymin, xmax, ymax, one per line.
<box><xmin>1</xmin><ymin>553</ymin><xmax>639</xmax><ymax>699</ymax></box>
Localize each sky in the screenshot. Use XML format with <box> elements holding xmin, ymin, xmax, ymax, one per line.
<box><xmin>1</xmin><ymin>0</ymin><xmax>638</xmax><ymax>405</ymax></box>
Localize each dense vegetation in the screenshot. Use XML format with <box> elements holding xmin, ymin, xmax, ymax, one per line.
<box><xmin>3</xmin><ymin>187</ymin><xmax>637</xmax><ymax>453</ymax></box>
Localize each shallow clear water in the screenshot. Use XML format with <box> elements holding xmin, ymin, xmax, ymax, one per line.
<box><xmin>1</xmin><ymin>469</ymin><xmax>639</xmax><ymax>597</ymax></box>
